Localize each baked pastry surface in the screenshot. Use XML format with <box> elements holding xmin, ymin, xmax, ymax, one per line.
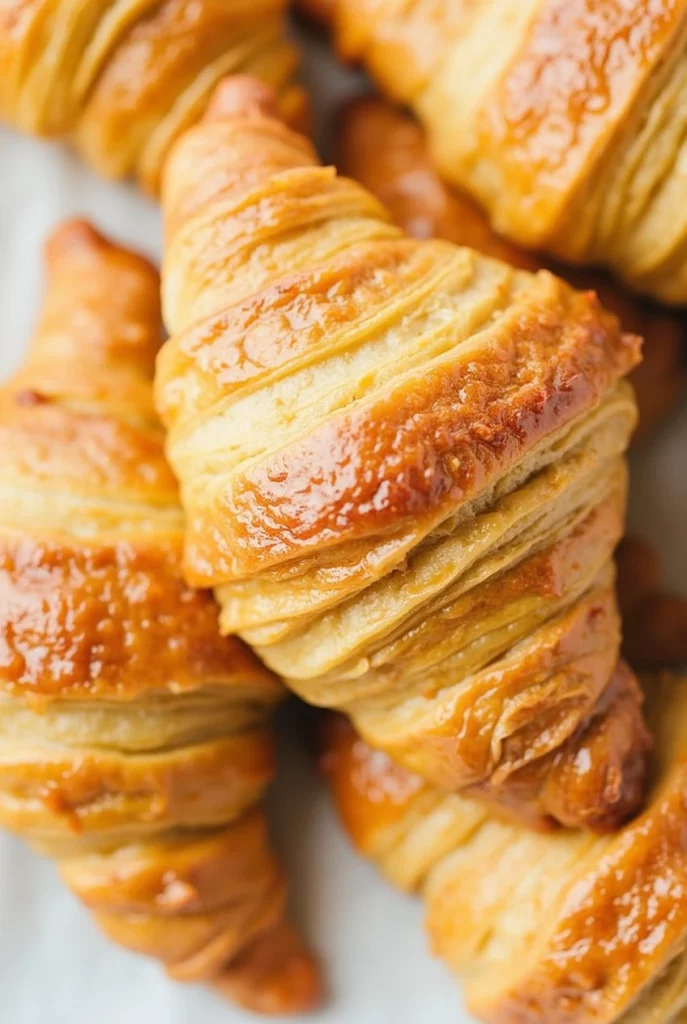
<box><xmin>0</xmin><ymin>219</ymin><xmax>320</xmax><ymax>1014</ymax></box>
<box><xmin>330</xmin><ymin>0</ymin><xmax>687</xmax><ymax>304</ymax></box>
<box><xmin>321</xmin><ymin>671</ymin><xmax>687</xmax><ymax>1024</ymax></box>
<box><xmin>157</xmin><ymin>77</ymin><xmax>650</xmax><ymax>832</ymax></box>
<box><xmin>335</xmin><ymin>96</ymin><xmax>687</xmax><ymax>439</ymax></box>
<box><xmin>0</xmin><ymin>0</ymin><xmax>303</xmax><ymax>192</ymax></box>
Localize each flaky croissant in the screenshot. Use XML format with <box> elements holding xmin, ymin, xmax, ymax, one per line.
<box><xmin>323</xmin><ymin>0</ymin><xmax>687</xmax><ymax>305</ymax></box>
<box><xmin>335</xmin><ymin>97</ymin><xmax>687</xmax><ymax>441</ymax></box>
<box><xmin>321</xmin><ymin>670</ymin><xmax>687</xmax><ymax>1024</ymax></box>
<box><xmin>0</xmin><ymin>0</ymin><xmax>303</xmax><ymax>194</ymax></box>
<box><xmin>157</xmin><ymin>77</ymin><xmax>650</xmax><ymax>833</ymax></box>
<box><xmin>0</xmin><ymin>219</ymin><xmax>320</xmax><ymax>1014</ymax></box>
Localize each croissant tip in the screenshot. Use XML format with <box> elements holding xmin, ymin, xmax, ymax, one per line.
<box><xmin>214</xmin><ymin>923</ymin><xmax>323</xmax><ymax>1015</ymax></box>
<box><xmin>258</xmin><ymin>948</ymin><xmax>323</xmax><ymax>1016</ymax></box>
<box><xmin>205</xmin><ymin>75</ymin><xmax>279</xmax><ymax>123</ymax></box>
<box><xmin>44</xmin><ymin>218</ymin><xmax>107</xmax><ymax>263</ymax></box>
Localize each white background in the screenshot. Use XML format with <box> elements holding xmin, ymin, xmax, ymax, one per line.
<box><xmin>0</xmin><ymin>24</ymin><xmax>685</xmax><ymax>1024</ymax></box>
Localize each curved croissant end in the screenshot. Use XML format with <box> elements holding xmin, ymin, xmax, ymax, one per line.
<box><xmin>335</xmin><ymin>96</ymin><xmax>687</xmax><ymax>441</ymax></box>
<box><xmin>321</xmin><ymin>671</ymin><xmax>687</xmax><ymax>1024</ymax></box>
<box><xmin>0</xmin><ymin>0</ymin><xmax>304</xmax><ymax>194</ymax></box>
<box><xmin>332</xmin><ymin>0</ymin><xmax>687</xmax><ymax>305</ymax></box>
<box><xmin>0</xmin><ymin>220</ymin><xmax>321</xmax><ymax>1014</ymax></box>
<box><xmin>157</xmin><ymin>76</ymin><xmax>649</xmax><ymax>832</ymax></box>
<box><xmin>6</xmin><ymin>219</ymin><xmax>162</xmax><ymax>424</ymax></box>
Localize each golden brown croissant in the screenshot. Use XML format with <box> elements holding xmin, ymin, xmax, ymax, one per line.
<box><xmin>0</xmin><ymin>0</ymin><xmax>304</xmax><ymax>194</ymax></box>
<box><xmin>320</xmin><ymin>670</ymin><xmax>687</xmax><ymax>1024</ymax></box>
<box><xmin>335</xmin><ymin>97</ymin><xmax>687</xmax><ymax>441</ymax></box>
<box><xmin>325</xmin><ymin>0</ymin><xmax>687</xmax><ymax>305</ymax></box>
<box><xmin>0</xmin><ymin>219</ymin><xmax>321</xmax><ymax>1014</ymax></box>
<box><xmin>157</xmin><ymin>77</ymin><xmax>651</xmax><ymax>832</ymax></box>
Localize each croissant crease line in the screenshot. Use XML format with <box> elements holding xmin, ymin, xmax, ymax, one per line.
<box><xmin>157</xmin><ymin>75</ymin><xmax>650</xmax><ymax>833</ymax></box>
<box><xmin>0</xmin><ymin>218</ymin><xmax>321</xmax><ymax>1015</ymax></box>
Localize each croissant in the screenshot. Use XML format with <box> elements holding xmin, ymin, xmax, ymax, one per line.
<box><xmin>335</xmin><ymin>97</ymin><xmax>687</xmax><ymax>441</ymax></box>
<box><xmin>321</xmin><ymin>670</ymin><xmax>687</xmax><ymax>1024</ymax></box>
<box><xmin>319</xmin><ymin>0</ymin><xmax>687</xmax><ymax>305</ymax></box>
<box><xmin>157</xmin><ymin>76</ymin><xmax>650</xmax><ymax>833</ymax></box>
<box><xmin>0</xmin><ymin>0</ymin><xmax>303</xmax><ymax>194</ymax></box>
<box><xmin>0</xmin><ymin>219</ymin><xmax>320</xmax><ymax>1014</ymax></box>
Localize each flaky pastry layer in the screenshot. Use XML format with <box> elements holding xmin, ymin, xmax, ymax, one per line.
<box><xmin>0</xmin><ymin>0</ymin><xmax>303</xmax><ymax>193</ymax></box>
<box><xmin>335</xmin><ymin>96</ymin><xmax>687</xmax><ymax>439</ymax></box>
<box><xmin>321</xmin><ymin>671</ymin><xmax>687</xmax><ymax>1024</ymax></box>
<box><xmin>330</xmin><ymin>0</ymin><xmax>687</xmax><ymax>304</ymax></box>
<box><xmin>157</xmin><ymin>78</ymin><xmax>648</xmax><ymax>831</ymax></box>
<box><xmin>0</xmin><ymin>219</ymin><xmax>320</xmax><ymax>1014</ymax></box>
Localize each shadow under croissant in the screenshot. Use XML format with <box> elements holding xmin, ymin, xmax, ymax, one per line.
<box><xmin>616</xmin><ymin>536</ymin><xmax>687</xmax><ymax>669</ymax></box>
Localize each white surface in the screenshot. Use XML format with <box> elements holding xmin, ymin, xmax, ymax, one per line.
<box><xmin>0</xmin><ymin>28</ymin><xmax>686</xmax><ymax>1024</ymax></box>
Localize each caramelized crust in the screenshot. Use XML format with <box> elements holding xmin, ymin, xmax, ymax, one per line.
<box><xmin>213</xmin><ymin>281</ymin><xmax>634</xmax><ymax>573</ymax></box>
<box><xmin>0</xmin><ymin>0</ymin><xmax>303</xmax><ymax>193</ymax></box>
<box><xmin>336</xmin><ymin>97</ymin><xmax>687</xmax><ymax>439</ymax></box>
<box><xmin>332</xmin><ymin>0</ymin><xmax>687</xmax><ymax>304</ymax></box>
<box><xmin>321</xmin><ymin>672</ymin><xmax>687</xmax><ymax>1024</ymax></box>
<box><xmin>0</xmin><ymin>731</ymin><xmax>274</xmax><ymax>844</ymax></box>
<box><xmin>157</xmin><ymin>78</ymin><xmax>648</xmax><ymax>831</ymax></box>
<box><xmin>0</xmin><ymin>533</ymin><xmax>278</xmax><ymax>701</ymax></box>
<box><xmin>0</xmin><ymin>220</ymin><xmax>320</xmax><ymax>1014</ymax></box>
